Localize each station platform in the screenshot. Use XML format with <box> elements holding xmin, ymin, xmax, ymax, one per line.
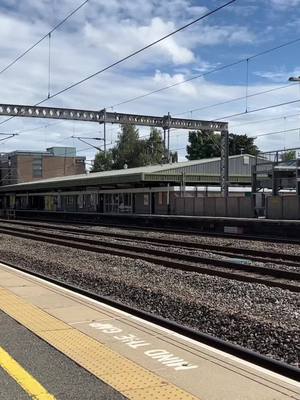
<box><xmin>0</xmin><ymin>262</ymin><xmax>299</xmax><ymax>400</ymax></box>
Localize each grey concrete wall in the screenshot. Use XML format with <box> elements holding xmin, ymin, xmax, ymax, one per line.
<box><xmin>239</xmin><ymin>197</ymin><xmax>254</xmax><ymax>218</ymax></box>
<box><xmin>194</xmin><ymin>197</ymin><xmax>204</xmax><ymax>215</ymax></box>
<box><xmin>173</xmin><ymin>197</ymin><xmax>185</xmax><ymax>215</ymax></box>
<box><xmin>203</xmin><ymin>197</ymin><xmax>216</xmax><ymax>216</ymax></box>
<box><xmin>282</xmin><ymin>196</ymin><xmax>299</xmax><ymax>219</ymax></box>
<box><xmin>266</xmin><ymin>197</ymin><xmax>283</xmax><ymax>219</ymax></box>
<box><xmin>173</xmin><ymin>196</ymin><xmax>254</xmax><ymax>218</ymax></box>
<box><xmin>227</xmin><ymin>197</ymin><xmax>239</xmax><ymax>217</ymax></box>
<box><xmin>267</xmin><ymin>196</ymin><xmax>300</xmax><ymax>219</ymax></box>
<box><xmin>184</xmin><ymin>197</ymin><xmax>195</xmax><ymax>216</ymax></box>
<box><xmin>215</xmin><ymin>198</ymin><xmax>227</xmax><ymax>217</ymax></box>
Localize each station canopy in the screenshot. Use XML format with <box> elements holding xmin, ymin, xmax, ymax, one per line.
<box><xmin>0</xmin><ymin>154</ymin><xmax>255</xmax><ymax>193</ymax></box>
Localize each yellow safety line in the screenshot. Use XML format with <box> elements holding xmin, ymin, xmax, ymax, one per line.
<box><xmin>0</xmin><ymin>287</ymin><xmax>199</xmax><ymax>399</ymax></box>
<box><xmin>0</xmin><ymin>346</ymin><xmax>56</xmax><ymax>400</ymax></box>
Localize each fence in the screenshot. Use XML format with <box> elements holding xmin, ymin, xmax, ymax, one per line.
<box><xmin>266</xmin><ymin>196</ymin><xmax>300</xmax><ymax>220</ymax></box>
<box><xmin>172</xmin><ymin>196</ymin><xmax>254</xmax><ymax>218</ymax></box>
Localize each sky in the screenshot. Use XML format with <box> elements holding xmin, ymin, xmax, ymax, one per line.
<box><xmin>1</xmin><ymin>0</ymin><xmax>300</xmax><ymax>164</ymax></box>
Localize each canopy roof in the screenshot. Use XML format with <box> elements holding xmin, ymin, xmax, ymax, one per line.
<box><xmin>0</xmin><ymin>154</ymin><xmax>255</xmax><ymax>193</ymax></box>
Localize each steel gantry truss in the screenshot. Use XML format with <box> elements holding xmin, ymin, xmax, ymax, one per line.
<box><xmin>0</xmin><ymin>103</ymin><xmax>229</xmax><ymax>195</ymax></box>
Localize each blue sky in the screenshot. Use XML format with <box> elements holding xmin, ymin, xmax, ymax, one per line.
<box><xmin>0</xmin><ymin>0</ymin><xmax>300</xmax><ymax>162</ymax></box>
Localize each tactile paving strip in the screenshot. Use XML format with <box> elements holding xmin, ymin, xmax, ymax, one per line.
<box><xmin>0</xmin><ymin>288</ymin><xmax>199</xmax><ymax>400</ymax></box>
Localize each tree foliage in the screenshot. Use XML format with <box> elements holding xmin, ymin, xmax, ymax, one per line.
<box><xmin>280</xmin><ymin>150</ymin><xmax>296</xmax><ymax>162</ymax></box>
<box><xmin>228</xmin><ymin>133</ymin><xmax>259</xmax><ymax>156</ymax></box>
<box><xmin>186</xmin><ymin>131</ymin><xmax>220</xmax><ymax>160</ymax></box>
<box><xmin>91</xmin><ymin>125</ymin><xmax>168</xmax><ymax>172</ymax></box>
<box><xmin>186</xmin><ymin>130</ymin><xmax>259</xmax><ymax>160</ymax></box>
<box><xmin>90</xmin><ymin>150</ymin><xmax>113</xmax><ymax>172</ymax></box>
<box><xmin>146</xmin><ymin>128</ymin><xmax>165</xmax><ymax>164</ymax></box>
<box><xmin>112</xmin><ymin>124</ymin><xmax>141</xmax><ymax>169</ymax></box>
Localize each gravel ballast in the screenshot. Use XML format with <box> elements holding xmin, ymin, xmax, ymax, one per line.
<box><xmin>1</xmin><ymin>222</ymin><xmax>299</xmax><ymax>273</ymax></box>
<box><xmin>77</xmin><ymin>223</ymin><xmax>300</xmax><ymax>255</ymax></box>
<box><xmin>0</xmin><ymin>233</ymin><xmax>299</xmax><ymax>367</ymax></box>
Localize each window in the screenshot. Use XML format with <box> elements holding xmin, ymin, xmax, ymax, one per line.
<box><xmin>104</xmin><ymin>194</ymin><xmax>118</xmax><ymax>213</ymax></box>
<box><xmin>158</xmin><ymin>192</ymin><xmax>163</xmax><ymax>205</ymax></box>
<box><xmin>32</xmin><ymin>157</ymin><xmax>43</xmax><ymax>178</ymax></box>
<box><xmin>143</xmin><ymin>194</ymin><xmax>149</xmax><ymax>206</ymax></box>
<box><xmin>78</xmin><ymin>194</ymin><xmax>84</xmax><ymax>208</ymax></box>
<box><xmin>66</xmin><ymin>196</ymin><xmax>74</xmax><ymax>206</ymax></box>
<box><xmin>104</xmin><ymin>193</ymin><xmax>132</xmax><ymax>213</ymax></box>
<box><xmin>243</xmin><ymin>156</ymin><xmax>250</xmax><ymax>165</ymax></box>
<box><xmin>119</xmin><ymin>193</ymin><xmax>132</xmax><ymax>213</ymax></box>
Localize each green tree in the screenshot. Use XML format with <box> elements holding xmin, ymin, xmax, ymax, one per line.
<box><xmin>112</xmin><ymin>124</ymin><xmax>142</xmax><ymax>169</ymax></box>
<box><xmin>186</xmin><ymin>130</ymin><xmax>221</xmax><ymax>160</ymax></box>
<box><xmin>145</xmin><ymin>128</ymin><xmax>165</xmax><ymax>164</ymax></box>
<box><xmin>91</xmin><ymin>125</ymin><xmax>180</xmax><ymax>171</ymax></box>
<box><xmin>90</xmin><ymin>150</ymin><xmax>114</xmax><ymax>172</ymax></box>
<box><xmin>229</xmin><ymin>134</ymin><xmax>259</xmax><ymax>156</ymax></box>
<box><xmin>186</xmin><ymin>130</ymin><xmax>259</xmax><ymax>160</ymax></box>
<box><xmin>280</xmin><ymin>150</ymin><xmax>296</xmax><ymax>162</ymax></box>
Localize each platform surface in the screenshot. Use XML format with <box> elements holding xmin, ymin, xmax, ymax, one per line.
<box><xmin>0</xmin><ymin>262</ymin><xmax>299</xmax><ymax>400</ymax></box>
<box><xmin>0</xmin><ymin>310</ymin><xmax>125</xmax><ymax>399</ymax></box>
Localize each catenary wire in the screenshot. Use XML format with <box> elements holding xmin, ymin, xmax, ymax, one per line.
<box><xmin>211</xmin><ymin>98</ymin><xmax>300</xmax><ymax>122</ymax></box>
<box><xmin>108</xmin><ymin>37</ymin><xmax>300</xmax><ymax>110</ymax></box>
<box><xmin>32</xmin><ymin>0</ymin><xmax>237</xmax><ymax>105</ymax></box>
<box><xmin>174</xmin><ymin>83</ymin><xmax>297</xmax><ymax>117</ymax></box>
<box><xmin>140</xmin><ymin>98</ymin><xmax>300</xmax><ymax>150</ymax></box>
<box><xmin>0</xmin><ymin>0</ymin><xmax>89</xmax><ymax>76</ymax></box>
<box><xmin>0</xmin><ymin>0</ymin><xmax>89</xmax><ymax>127</ymax></box>
<box><xmin>168</xmin><ymin>126</ymin><xmax>300</xmax><ymax>154</ymax></box>
<box><xmin>1</xmin><ymin>0</ymin><xmax>299</xmax><ymax>145</ymax></box>
<box><xmin>0</xmin><ymin>0</ymin><xmax>236</xmax><ymax>128</ymax></box>
<box><xmin>162</xmin><ymin>97</ymin><xmax>300</xmax><ymax>136</ymax></box>
<box><xmin>230</xmin><ymin>112</ymin><xmax>300</xmax><ymax>129</ymax></box>
<box><xmin>3</xmin><ymin>1</ymin><xmax>300</xmax><ymax>155</ymax></box>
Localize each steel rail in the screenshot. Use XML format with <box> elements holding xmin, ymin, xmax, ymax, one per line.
<box><xmin>2</xmin><ymin>219</ymin><xmax>300</xmax><ymax>267</ymax></box>
<box><xmin>0</xmin><ymin>225</ymin><xmax>299</xmax><ymax>292</ymax></box>
<box><xmin>9</xmin><ymin>214</ymin><xmax>300</xmax><ymax>245</ymax></box>
<box><xmin>1</xmin><ymin>260</ymin><xmax>299</xmax><ymax>382</ymax></box>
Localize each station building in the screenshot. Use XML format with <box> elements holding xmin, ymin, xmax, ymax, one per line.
<box><xmin>0</xmin><ymin>146</ymin><xmax>86</xmax><ymax>185</ymax></box>
<box><xmin>0</xmin><ymin>154</ymin><xmax>256</xmax><ymax>218</ymax></box>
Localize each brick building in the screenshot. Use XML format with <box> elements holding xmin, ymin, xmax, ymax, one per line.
<box><xmin>0</xmin><ymin>147</ymin><xmax>86</xmax><ymax>185</ymax></box>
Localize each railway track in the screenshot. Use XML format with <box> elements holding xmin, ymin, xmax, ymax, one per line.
<box><xmin>12</xmin><ymin>215</ymin><xmax>300</xmax><ymax>244</ymax></box>
<box><xmin>2</xmin><ymin>219</ymin><xmax>300</xmax><ymax>268</ymax></box>
<box><xmin>2</xmin><ymin>260</ymin><xmax>300</xmax><ymax>382</ymax></box>
<box><xmin>0</xmin><ymin>222</ymin><xmax>299</xmax><ymax>292</ymax></box>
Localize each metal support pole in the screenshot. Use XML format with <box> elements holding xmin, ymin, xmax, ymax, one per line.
<box><xmin>167</xmin><ymin>112</ymin><xmax>171</xmax><ymax>163</ymax></box>
<box><xmin>272</xmin><ymin>166</ymin><xmax>277</xmax><ymax>196</ymax></box>
<box><xmin>163</xmin><ymin>128</ymin><xmax>166</xmax><ymax>163</ymax></box>
<box><xmin>103</xmin><ymin>108</ymin><xmax>107</xmax><ymax>156</ymax></box>
<box><xmin>167</xmin><ymin>128</ymin><xmax>170</xmax><ymax>162</ymax></box>
<box><xmin>251</xmin><ymin>165</ymin><xmax>257</xmax><ymax>194</ymax></box>
<box><xmin>220</xmin><ymin>129</ymin><xmax>229</xmax><ymax>197</ymax></box>
<box><xmin>297</xmin><ymin>159</ymin><xmax>300</xmax><ymax>196</ymax></box>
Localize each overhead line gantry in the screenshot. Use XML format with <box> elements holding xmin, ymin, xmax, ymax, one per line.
<box><xmin>0</xmin><ymin>103</ymin><xmax>229</xmax><ymax>196</ymax></box>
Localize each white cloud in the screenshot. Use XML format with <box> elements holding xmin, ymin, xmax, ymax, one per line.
<box><xmin>187</xmin><ymin>24</ymin><xmax>255</xmax><ymax>46</ymax></box>
<box><xmin>0</xmin><ymin>0</ymin><xmax>296</xmax><ymax>160</ymax></box>
<box><xmin>269</xmin><ymin>0</ymin><xmax>300</xmax><ymax>9</ymax></box>
<box><xmin>153</xmin><ymin>70</ymin><xmax>198</xmax><ymax>96</ymax></box>
<box><xmin>254</xmin><ymin>68</ymin><xmax>300</xmax><ymax>83</ymax></box>
<box><xmin>84</xmin><ymin>17</ymin><xmax>195</xmax><ymax>65</ymax></box>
